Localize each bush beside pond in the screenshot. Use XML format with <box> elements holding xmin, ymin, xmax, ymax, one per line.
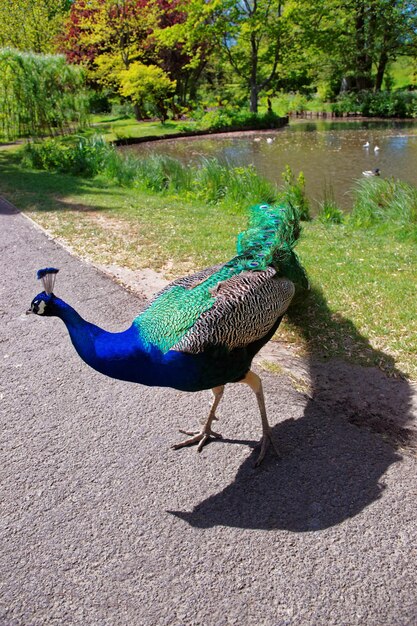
<box><xmin>331</xmin><ymin>90</ymin><xmax>417</xmax><ymax>118</ymax></box>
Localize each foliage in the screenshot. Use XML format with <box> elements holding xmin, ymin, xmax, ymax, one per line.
<box><xmin>60</xmin><ymin>0</ymin><xmax>196</xmax><ymax>105</ymax></box>
<box><xmin>288</xmin><ymin>0</ymin><xmax>417</xmax><ymax>96</ymax></box>
<box><xmin>119</xmin><ymin>62</ymin><xmax>176</xmax><ymax>122</ymax></box>
<box><xmin>0</xmin><ymin>48</ymin><xmax>87</xmax><ymax>140</ymax></box>
<box><xmin>194</xmin><ymin>106</ymin><xmax>286</xmax><ymax>131</ymax></box>
<box><xmin>21</xmin><ymin>135</ymin><xmax>110</xmax><ymax>176</ymax></box>
<box><xmin>331</xmin><ymin>90</ymin><xmax>417</xmax><ymax>117</ymax></box>
<box><xmin>60</xmin><ymin>0</ymin><xmax>158</xmax><ymax>78</ymax></box>
<box><xmin>214</xmin><ymin>0</ymin><xmax>292</xmax><ymax>112</ymax></box>
<box><xmin>2</xmin><ymin>0</ymin><xmax>417</xmax><ymax>113</ymax></box>
<box><xmin>19</xmin><ymin>135</ymin><xmax>278</xmax><ymax>206</ymax></box>
<box><xmin>267</xmin><ymin>92</ymin><xmax>331</xmax><ymax>116</ymax></box>
<box><xmin>86</xmin><ymin>89</ymin><xmax>112</xmax><ymax>114</ymax></box>
<box><xmin>0</xmin><ymin>0</ymin><xmax>70</xmax><ymax>54</ymax></box>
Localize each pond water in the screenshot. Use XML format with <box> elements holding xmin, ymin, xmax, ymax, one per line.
<box><xmin>124</xmin><ymin>119</ymin><xmax>417</xmax><ymax>210</ymax></box>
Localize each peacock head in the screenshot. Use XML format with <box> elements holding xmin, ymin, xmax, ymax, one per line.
<box><xmin>27</xmin><ymin>268</ymin><xmax>59</xmax><ymax>316</ymax></box>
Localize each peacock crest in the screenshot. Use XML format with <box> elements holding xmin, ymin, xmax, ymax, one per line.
<box><xmin>37</xmin><ymin>267</ymin><xmax>59</xmax><ymax>294</ymax></box>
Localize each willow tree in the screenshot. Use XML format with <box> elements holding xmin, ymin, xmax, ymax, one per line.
<box><xmin>0</xmin><ymin>49</ymin><xmax>87</xmax><ymax>139</ymax></box>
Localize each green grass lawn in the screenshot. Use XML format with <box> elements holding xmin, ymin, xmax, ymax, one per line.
<box><xmin>0</xmin><ymin>116</ymin><xmax>197</xmax><ymax>146</ymax></box>
<box><xmin>1</xmin><ymin>147</ymin><xmax>415</xmax><ymax>379</ymax></box>
<box><xmin>85</xmin><ymin>115</ymin><xmax>197</xmax><ymax>143</ymax></box>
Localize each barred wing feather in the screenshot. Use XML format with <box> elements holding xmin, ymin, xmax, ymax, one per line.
<box><xmin>172</xmin><ymin>268</ymin><xmax>295</xmax><ymax>354</ymax></box>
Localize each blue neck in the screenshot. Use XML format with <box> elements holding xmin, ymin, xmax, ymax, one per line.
<box><xmin>50</xmin><ymin>297</ymin><xmax>215</xmax><ymax>391</ymax></box>
<box><xmin>52</xmin><ymin>297</ymin><xmax>152</xmax><ymax>382</ymax></box>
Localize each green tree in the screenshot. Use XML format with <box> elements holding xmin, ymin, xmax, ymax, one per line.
<box><xmin>216</xmin><ymin>0</ymin><xmax>291</xmax><ymax>112</ymax></box>
<box><xmin>0</xmin><ymin>0</ymin><xmax>70</xmax><ymax>53</ymax></box>
<box><xmin>291</xmin><ymin>0</ymin><xmax>417</xmax><ymax>94</ymax></box>
<box><xmin>119</xmin><ymin>62</ymin><xmax>176</xmax><ymax>121</ymax></box>
<box><xmin>153</xmin><ymin>0</ymin><xmax>224</xmax><ymax>104</ymax></box>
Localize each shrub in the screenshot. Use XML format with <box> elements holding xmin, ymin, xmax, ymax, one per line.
<box><xmin>196</xmin><ymin>106</ymin><xmax>285</xmax><ymax>132</ymax></box>
<box><xmin>119</xmin><ymin>63</ymin><xmax>176</xmax><ymax>122</ymax></box>
<box><xmin>87</xmin><ymin>89</ymin><xmax>112</xmax><ymax>114</ymax></box>
<box><xmin>110</xmin><ymin>99</ymin><xmax>135</xmax><ymax>119</ymax></box>
<box><xmin>22</xmin><ymin>135</ymin><xmax>112</xmax><ymax>177</ymax></box>
<box><xmin>331</xmin><ymin>90</ymin><xmax>417</xmax><ymax>118</ymax></box>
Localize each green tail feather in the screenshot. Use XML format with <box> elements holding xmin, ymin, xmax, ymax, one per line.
<box><xmin>136</xmin><ymin>202</ymin><xmax>308</xmax><ymax>353</ymax></box>
<box><xmin>234</xmin><ymin>202</ymin><xmax>308</xmax><ymax>298</ymax></box>
<box><xmin>235</xmin><ymin>202</ymin><xmax>300</xmax><ymax>270</ymax></box>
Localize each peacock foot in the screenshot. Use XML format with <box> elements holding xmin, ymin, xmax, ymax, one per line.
<box><xmin>172</xmin><ymin>425</ymin><xmax>223</xmax><ymax>453</ymax></box>
<box><xmin>255</xmin><ymin>429</ymin><xmax>280</xmax><ymax>467</ymax></box>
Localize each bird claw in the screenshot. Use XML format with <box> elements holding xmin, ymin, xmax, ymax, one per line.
<box><xmin>172</xmin><ymin>427</ymin><xmax>223</xmax><ymax>452</ymax></box>
<box><xmin>254</xmin><ymin>431</ymin><xmax>280</xmax><ymax>467</ymax></box>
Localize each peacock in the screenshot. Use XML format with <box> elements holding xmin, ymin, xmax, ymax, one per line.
<box><xmin>28</xmin><ymin>203</ymin><xmax>308</xmax><ymax>465</ymax></box>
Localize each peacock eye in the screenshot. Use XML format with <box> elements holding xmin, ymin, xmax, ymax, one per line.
<box><xmin>33</xmin><ymin>299</ymin><xmax>47</xmax><ymax>314</ymax></box>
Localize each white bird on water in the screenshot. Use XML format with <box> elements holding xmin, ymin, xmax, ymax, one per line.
<box><xmin>266</xmin><ymin>137</ymin><xmax>274</xmax><ymax>144</ymax></box>
<box><xmin>363</xmin><ymin>141</ymin><xmax>370</xmax><ymax>148</ymax></box>
<box><xmin>363</xmin><ymin>168</ymin><xmax>380</xmax><ymax>177</ymax></box>
<box><xmin>374</xmin><ymin>145</ymin><xmax>380</xmax><ymax>152</ymax></box>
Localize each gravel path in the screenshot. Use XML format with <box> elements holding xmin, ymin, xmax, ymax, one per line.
<box><xmin>1</xmin><ymin>197</ymin><xmax>416</xmax><ymax>626</ymax></box>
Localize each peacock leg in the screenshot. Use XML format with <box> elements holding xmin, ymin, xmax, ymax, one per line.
<box><xmin>172</xmin><ymin>386</ymin><xmax>225</xmax><ymax>452</ymax></box>
<box><xmin>240</xmin><ymin>370</ymin><xmax>279</xmax><ymax>466</ymax></box>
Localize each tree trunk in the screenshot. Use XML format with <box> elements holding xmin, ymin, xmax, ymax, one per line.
<box><xmin>354</xmin><ymin>4</ymin><xmax>373</xmax><ymax>90</ymax></box>
<box><xmin>133</xmin><ymin>103</ymin><xmax>142</xmax><ymax>121</ymax></box>
<box><xmin>374</xmin><ymin>49</ymin><xmax>388</xmax><ymax>92</ymax></box>
<box><xmin>249</xmin><ymin>32</ymin><xmax>259</xmax><ymax>113</ymax></box>
<box><xmin>250</xmin><ymin>82</ymin><xmax>259</xmax><ymax>113</ymax></box>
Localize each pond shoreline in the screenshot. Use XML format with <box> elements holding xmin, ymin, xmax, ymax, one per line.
<box><xmin>111</xmin><ymin>114</ymin><xmax>417</xmax><ymax>148</ymax></box>
<box><xmin>112</xmin><ymin>117</ymin><xmax>289</xmax><ymax>146</ymax></box>
<box><xmin>118</xmin><ymin>118</ymin><xmax>417</xmax><ymax>210</ymax></box>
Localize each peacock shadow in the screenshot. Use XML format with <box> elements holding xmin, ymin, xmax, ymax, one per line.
<box><xmin>169</xmin><ymin>286</ymin><xmax>415</xmax><ymax>532</ymax></box>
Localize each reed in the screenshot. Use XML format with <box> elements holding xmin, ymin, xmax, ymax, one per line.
<box><xmin>0</xmin><ymin>49</ymin><xmax>87</xmax><ymax>140</ymax></box>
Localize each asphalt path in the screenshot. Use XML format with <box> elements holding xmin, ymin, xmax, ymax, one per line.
<box><xmin>1</xmin><ymin>198</ymin><xmax>417</xmax><ymax>626</ymax></box>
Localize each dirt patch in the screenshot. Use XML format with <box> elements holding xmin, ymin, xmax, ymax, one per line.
<box><xmin>96</xmin><ymin>263</ymin><xmax>168</xmax><ymax>300</ymax></box>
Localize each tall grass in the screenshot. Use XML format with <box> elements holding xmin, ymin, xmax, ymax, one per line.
<box><xmin>22</xmin><ymin>136</ymin><xmax>109</xmax><ymax>177</ymax></box>
<box><xmin>351</xmin><ymin>178</ymin><xmax>417</xmax><ymax>238</ymax></box>
<box><xmin>21</xmin><ymin>136</ymin><xmax>279</xmax><ymax>208</ymax></box>
<box><xmin>318</xmin><ymin>183</ymin><xmax>344</xmax><ymax>224</ymax></box>
<box><xmin>281</xmin><ymin>166</ymin><xmax>311</xmax><ymax>220</ymax></box>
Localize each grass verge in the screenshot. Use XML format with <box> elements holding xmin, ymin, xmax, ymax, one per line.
<box><xmin>1</xmin><ymin>148</ymin><xmax>416</xmax><ymax>380</ymax></box>
<box><xmin>86</xmin><ymin>116</ymin><xmax>196</xmax><ymax>142</ymax></box>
